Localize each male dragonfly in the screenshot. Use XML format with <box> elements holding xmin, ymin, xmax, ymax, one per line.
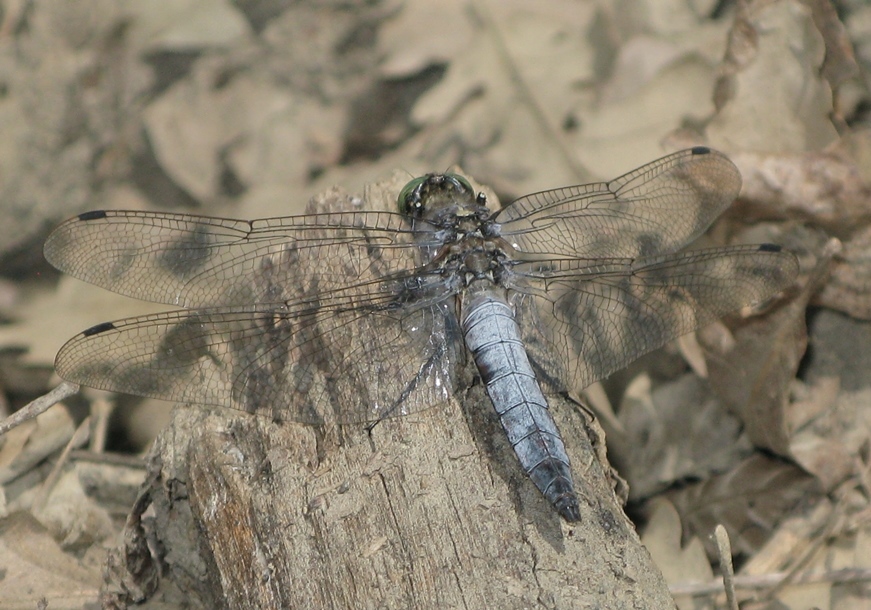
<box><xmin>44</xmin><ymin>147</ymin><xmax>799</xmax><ymax>521</ymax></box>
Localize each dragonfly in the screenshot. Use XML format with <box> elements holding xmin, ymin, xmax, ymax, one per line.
<box><xmin>44</xmin><ymin>146</ymin><xmax>798</xmax><ymax>522</ymax></box>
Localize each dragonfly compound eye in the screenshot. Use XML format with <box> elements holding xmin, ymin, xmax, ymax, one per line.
<box><xmin>447</xmin><ymin>174</ymin><xmax>475</xmax><ymax>195</ymax></box>
<box><xmin>398</xmin><ymin>176</ymin><xmax>427</xmax><ymax>215</ymax></box>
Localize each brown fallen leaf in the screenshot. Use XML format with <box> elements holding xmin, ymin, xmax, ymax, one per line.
<box><xmin>709</xmin><ymin>0</ymin><xmax>839</xmax><ymax>153</ymax></box>
<box><xmin>732</xmin><ymin>148</ymin><xmax>871</xmax><ymax>229</ymax></box>
<box><xmin>665</xmin><ymin>454</ymin><xmax>822</xmax><ymax>561</ymax></box>
<box><xmin>816</xmin><ymin>224</ymin><xmax>871</xmax><ymax>320</ymax></box>
<box><xmin>614</xmin><ymin>372</ymin><xmax>752</xmax><ymax>501</ymax></box>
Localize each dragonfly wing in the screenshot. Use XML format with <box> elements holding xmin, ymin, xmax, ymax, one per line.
<box><xmin>44</xmin><ymin>209</ymin><xmax>430</xmax><ymax>308</ymax></box>
<box><xmin>513</xmin><ymin>245</ymin><xmax>799</xmax><ymax>393</ymax></box>
<box><xmin>497</xmin><ymin>147</ymin><xmax>742</xmax><ymax>259</ymax></box>
<box><xmin>54</xmin><ymin>273</ymin><xmax>466</xmax><ymax>424</ymax></box>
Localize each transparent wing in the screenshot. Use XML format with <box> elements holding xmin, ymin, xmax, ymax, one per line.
<box><xmin>512</xmin><ymin>245</ymin><xmax>799</xmax><ymax>392</ymax></box>
<box><xmin>44</xmin><ymin>209</ymin><xmax>437</xmax><ymax>308</ymax></box>
<box><xmin>53</xmin><ymin>275</ymin><xmax>466</xmax><ymax>424</ymax></box>
<box><xmin>497</xmin><ymin>147</ymin><xmax>742</xmax><ymax>259</ymax></box>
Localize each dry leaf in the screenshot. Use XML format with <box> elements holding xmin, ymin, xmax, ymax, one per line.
<box><xmin>817</xmin><ymin>224</ymin><xmax>871</xmax><ymax>319</ymax></box>
<box><xmin>31</xmin><ymin>466</ymin><xmax>115</xmax><ymax>550</ymax></box>
<box><xmin>407</xmin><ymin>0</ymin><xmax>599</xmax><ymax>192</ymax></box>
<box><xmin>641</xmin><ymin>497</ymin><xmax>714</xmax><ymax>610</ymax></box>
<box><xmin>120</xmin><ymin>0</ymin><xmax>250</xmax><ymax>51</ymax></box>
<box><xmin>0</xmin><ymin>512</ymin><xmax>101</xmax><ymax>609</ymax></box>
<box><xmin>790</xmin><ymin>384</ymin><xmax>871</xmax><ymax>492</ymax></box>
<box><xmin>732</xmin><ymin>145</ymin><xmax>871</xmax><ymax>230</ymax></box>
<box><xmin>708</xmin><ymin>0</ymin><xmax>838</xmax><ymax>152</ymax></box>
<box><xmin>377</xmin><ymin>0</ymin><xmax>475</xmax><ymax>76</ymax></box>
<box><xmin>666</xmin><ymin>454</ymin><xmax>821</xmax><ymax>560</ymax></box>
<box><xmin>615</xmin><ymin>373</ymin><xmax>752</xmax><ymax>500</ymax></box>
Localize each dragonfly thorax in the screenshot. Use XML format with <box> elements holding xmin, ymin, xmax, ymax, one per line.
<box><xmin>429</xmin><ymin>236</ymin><xmax>512</xmax><ymax>290</ymax></box>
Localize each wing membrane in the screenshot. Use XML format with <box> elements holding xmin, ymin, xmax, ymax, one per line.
<box><xmin>513</xmin><ymin>245</ymin><xmax>798</xmax><ymax>392</ymax></box>
<box><xmin>44</xmin><ymin>210</ymin><xmax>436</xmax><ymax>308</ymax></box>
<box><xmin>54</xmin><ymin>278</ymin><xmax>465</xmax><ymax>424</ymax></box>
<box><xmin>498</xmin><ymin>147</ymin><xmax>742</xmax><ymax>259</ymax></box>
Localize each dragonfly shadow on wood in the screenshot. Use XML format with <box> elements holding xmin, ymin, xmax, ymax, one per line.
<box><xmin>44</xmin><ymin>147</ymin><xmax>799</xmax><ymax>521</ymax></box>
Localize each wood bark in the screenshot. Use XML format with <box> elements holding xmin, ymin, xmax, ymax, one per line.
<box><xmin>101</xmin><ymin>388</ymin><xmax>676</xmax><ymax>609</ymax></box>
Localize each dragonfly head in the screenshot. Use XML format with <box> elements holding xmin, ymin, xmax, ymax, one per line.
<box><xmin>398</xmin><ymin>173</ymin><xmax>487</xmax><ymax>221</ymax></box>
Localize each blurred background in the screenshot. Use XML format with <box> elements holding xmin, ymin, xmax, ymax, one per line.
<box><xmin>0</xmin><ymin>0</ymin><xmax>870</xmax><ymax>608</ymax></box>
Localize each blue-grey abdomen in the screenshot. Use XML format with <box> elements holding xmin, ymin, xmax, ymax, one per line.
<box><xmin>461</xmin><ymin>293</ymin><xmax>580</xmax><ymax>521</ymax></box>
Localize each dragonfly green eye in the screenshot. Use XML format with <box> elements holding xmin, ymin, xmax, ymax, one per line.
<box><xmin>399</xmin><ymin>174</ymin><xmax>478</xmax><ymax>215</ymax></box>
<box><xmin>398</xmin><ymin>176</ymin><xmax>428</xmax><ymax>214</ymax></box>
<box><xmin>448</xmin><ymin>174</ymin><xmax>474</xmax><ymax>194</ymax></box>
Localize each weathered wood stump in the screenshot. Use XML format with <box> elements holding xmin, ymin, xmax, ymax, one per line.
<box><xmin>102</xmin><ymin>388</ymin><xmax>675</xmax><ymax>609</ymax></box>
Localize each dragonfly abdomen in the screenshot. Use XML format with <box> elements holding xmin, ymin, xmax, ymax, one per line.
<box><xmin>461</xmin><ymin>293</ymin><xmax>581</xmax><ymax>522</ymax></box>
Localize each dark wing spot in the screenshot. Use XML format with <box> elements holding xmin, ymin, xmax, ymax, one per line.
<box><xmin>78</xmin><ymin>210</ymin><xmax>108</xmax><ymax>221</ymax></box>
<box><xmin>82</xmin><ymin>322</ymin><xmax>116</xmax><ymax>337</ymax></box>
<box><xmin>758</xmin><ymin>243</ymin><xmax>782</xmax><ymax>252</ymax></box>
<box><xmin>690</xmin><ymin>146</ymin><xmax>711</xmax><ymax>155</ymax></box>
